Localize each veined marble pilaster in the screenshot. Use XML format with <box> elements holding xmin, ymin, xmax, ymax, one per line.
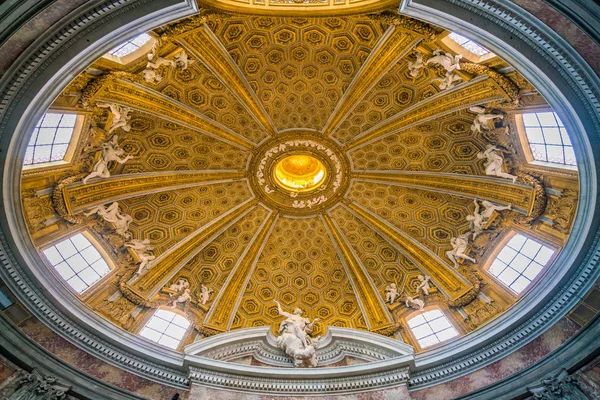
<box><xmin>179</xmin><ymin>26</ymin><xmax>278</xmax><ymax>137</ymax></box>
<box><xmin>131</xmin><ymin>198</ymin><xmax>258</xmax><ymax>298</ymax></box>
<box><xmin>346</xmin><ymin>75</ymin><xmax>508</xmax><ymax>149</ymax></box>
<box><xmin>321</xmin><ymin>213</ymin><xmax>395</xmax><ymax>335</ymax></box>
<box><xmin>59</xmin><ymin>171</ymin><xmax>245</xmax><ymax>214</ymax></box>
<box><xmin>323</xmin><ymin>28</ymin><xmax>421</xmax><ymax>137</ymax></box>
<box><xmin>95</xmin><ymin>79</ymin><xmax>255</xmax><ymax>149</ymax></box>
<box><xmin>203</xmin><ymin>209</ymin><xmax>279</xmax><ymax>332</ymax></box>
<box><xmin>342</xmin><ymin>200</ymin><xmax>473</xmax><ymax>301</ymax></box>
<box><xmin>352</xmin><ymin>171</ymin><xmax>533</xmax><ymax>212</ymax></box>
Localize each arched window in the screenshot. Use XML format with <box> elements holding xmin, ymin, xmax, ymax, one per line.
<box><xmin>447</xmin><ymin>32</ymin><xmax>490</xmax><ymax>56</ymax></box>
<box><xmin>519</xmin><ymin>112</ymin><xmax>577</xmax><ymax>167</ymax></box>
<box><xmin>108</xmin><ymin>33</ymin><xmax>152</xmax><ymax>57</ymax></box>
<box><xmin>24</xmin><ymin>112</ymin><xmax>81</xmax><ymax>166</ymax></box>
<box><xmin>42</xmin><ymin>233</ymin><xmax>111</xmax><ymax>294</ymax></box>
<box><xmin>407</xmin><ymin>308</ymin><xmax>458</xmax><ymax>348</ymax></box>
<box><xmin>488</xmin><ymin>233</ymin><xmax>554</xmax><ymax>294</ymax></box>
<box><xmin>140</xmin><ymin>309</ymin><xmax>190</xmax><ymax>350</ymax></box>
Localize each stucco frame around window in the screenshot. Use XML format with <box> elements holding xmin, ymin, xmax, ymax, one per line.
<box><xmin>399</xmin><ymin>0</ymin><xmax>600</xmax><ymax>390</ymax></box>
<box><xmin>0</xmin><ymin>0</ymin><xmax>599</xmax><ymax>395</ymax></box>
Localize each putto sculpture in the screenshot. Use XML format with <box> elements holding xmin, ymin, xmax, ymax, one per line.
<box><xmin>446</xmin><ymin>233</ymin><xmax>477</xmax><ymax>268</ymax></box>
<box><xmin>125</xmin><ymin>239</ymin><xmax>155</xmax><ymax>275</ymax></box>
<box><xmin>84</xmin><ymin>202</ymin><xmax>132</xmax><ymax>237</ymax></box>
<box><xmin>97</xmin><ymin>102</ymin><xmax>132</xmax><ymax>133</ymax></box>
<box><xmin>385</xmin><ymin>283</ymin><xmax>400</xmax><ymax>304</ymax></box>
<box><xmin>469</xmin><ymin>106</ymin><xmax>504</xmax><ymax>133</ymax></box>
<box><xmin>174</xmin><ymin>50</ymin><xmax>194</xmax><ymax>70</ymax></box>
<box><xmin>437</xmin><ymin>71</ymin><xmax>462</xmax><ymax>90</ymax></box>
<box><xmin>477</xmin><ymin>145</ymin><xmax>518</xmax><ymax>183</ymax></box>
<box><xmin>199</xmin><ymin>284</ymin><xmax>214</xmax><ymax>305</ymax></box>
<box><xmin>82</xmin><ymin>136</ymin><xmax>133</xmax><ymax>184</ymax></box>
<box><xmin>415</xmin><ymin>275</ymin><xmax>432</xmax><ymax>296</ymax></box>
<box><xmin>405</xmin><ymin>295</ymin><xmax>425</xmax><ymax>310</ymax></box>
<box><xmin>426</xmin><ymin>49</ymin><xmax>462</xmax><ymax>72</ymax></box>
<box><xmin>407</xmin><ymin>51</ymin><xmax>424</xmax><ymax>78</ymax></box>
<box><xmin>274</xmin><ymin>301</ymin><xmax>320</xmax><ymax>368</ymax></box>
<box><xmin>171</xmin><ymin>288</ymin><xmax>191</xmax><ymax>308</ymax></box>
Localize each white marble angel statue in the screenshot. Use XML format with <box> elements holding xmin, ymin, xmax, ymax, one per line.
<box><xmin>415</xmin><ymin>275</ymin><xmax>432</xmax><ymax>296</ymax></box>
<box><xmin>469</xmin><ymin>106</ymin><xmax>504</xmax><ymax>133</ymax></box>
<box><xmin>446</xmin><ymin>233</ymin><xmax>477</xmax><ymax>268</ymax></box>
<box><xmin>97</xmin><ymin>102</ymin><xmax>132</xmax><ymax>134</ymax></box>
<box><xmin>426</xmin><ymin>49</ymin><xmax>462</xmax><ymax>72</ymax></box>
<box><xmin>408</xmin><ymin>51</ymin><xmax>424</xmax><ymax>78</ymax></box>
<box><xmin>171</xmin><ymin>288</ymin><xmax>191</xmax><ymax>307</ymax></box>
<box><xmin>199</xmin><ymin>284</ymin><xmax>214</xmax><ymax>305</ymax></box>
<box><xmin>125</xmin><ymin>239</ymin><xmax>155</xmax><ymax>275</ymax></box>
<box><xmin>169</xmin><ymin>278</ymin><xmax>189</xmax><ymax>293</ymax></box>
<box><xmin>467</xmin><ymin>199</ymin><xmax>513</xmax><ymax>239</ymax></box>
<box><xmin>84</xmin><ymin>202</ymin><xmax>132</xmax><ymax>237</ymax></box>
<box><xmin>82</xmin><ymin>136</ymin><xmax>133</xmax><ymax>184</ymax></box>
<box><xmin>143</xmin><ymin>53</ymin><xmax>176</xmax><ymax>83</ymax></box>
<box><xmin>174</xmin><ymin>50</ymin><xmax>194</xmax><ymax>70</ymax></box>
<box><xmin>274</xmin><ymin>301</ymin><xmax>320</xmax><ymax>368</ymax></box>
<box><xmin>437</xmin><ymin>71</ymin><xmax>463</xmax><ymax>90</ymax></box>
<box><xmin>385</xmin><ymin>283</ymin><xmax>400</xmax><ymax>304</ymax></box>
<box><xmin>405</xmin><ymin>296</ymin><xmax>425</xmax><ymax>310</ymax></box>
<box><xmin>477</xmin><ymin>145</ymin><xmax>518</xmax><ymax>183</ymax></box>
<box><xmin>480</xmin><ymin>200</ymin><xmax>512</xmax><ymax>219</ymax></box>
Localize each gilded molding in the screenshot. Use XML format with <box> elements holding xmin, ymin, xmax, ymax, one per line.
<box><xmin>179</xmin><ymin>26</ymin><xmax>278</xmax><ymax>136</ymax></box>
<box><xmin>352</xmin><ymin>171</ymin><xmax>533</xmax><ymax>211</ymax></box>
<box><xmin>346</xmin><ymin>76</ymin><xmax>508</xmax><ymax>149</ymax></box>
<box><xmin>341</xmin><ymin>200</ymin><xmax>474</xmax><ymax>302</ymax></box>
<box><xmin>60</xmin><ymin>171</ymin><xmax>245</xmax><ymax>214</ymax></box>
<box><xmin>460</xmin><ymin>62</ymin><xmax>521</xmax><ymax>104</ymax></box>
<box><xmin>132</xmin><ymin>199</ymin><xmax>258</xmax><ymax>297</ymax></box>
<box><xmin>323</xmin><ymin>29</ymin><xmax>421</xmax><ymax>136</ymax></box>
<box><xmin>95</xmin><ymin>79</ymin><xmax>255</xmax><ymax>149</ymax></box>
<box><xmin>368</xmin><ymin>11</ymin><xmax>439</xmax><ymax>40</ymax></box>
<box><xmin>203</xmin><ymin>210</ymin><xmax>278</xmax><ymax>332</ymax></box>
<box><xmin>322</xmin><ymin>213</ymin><xmax>395</xmax><ymax>333</ymax></box>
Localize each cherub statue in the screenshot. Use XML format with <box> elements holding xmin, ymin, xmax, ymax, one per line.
<box><xmin>446</xmin><ymin>233</ymin><xmax>477</xmax><ymax>268</ymax></box>
<box><xmin>405</xmin><ymin>296</ymin><xmax>425</xmax><ymax>310</ymax></box>
<box><xmin>436</xmin><ymin>71</ymin><xmax>462</xmax><ymax>90</ymax></box>
<box><xmin>385</xmin><ymin>283</ymin><xmax>400</xmax><ymax>304</ymax></box>
<box><xmin>143</xmin><ymin>68</ymin><xmax>161</xmax><ymax>83</ymax></box>
<box><xmin>469</xmin><ymin>106</ymin><xmax>504</xmax><ymax>133</ymax></box>
<box><xmin>125</xmin><ymin>239</ymin><xmax>155</xmax><ymax>275</ymax></box>
<box><xmin>480</xmin><ymin>200</ymin><xmax>512</xmax><ymax>219</ymax></box>
<box><xmin>426</xmin><ymin>49</ymin><xmax>462</xmax><ymax>72</ymax></box>
<box><xmin>477</xmin><ymin>145</ymin><xmax>518</xmax><ymax>183</ymax></box>
<box><xmin>82</xmin><ymin>136</ymin><xmax>133</xmax><ymax>184</ymax></box>
<box><xmin>407</xmin><ymin>51</ymin><xmax>424</xmax><ymax>78</ymax></box>
<box><xmin>415</xmin><ymin>275</ymin><xmax>432</xmax><ymax>296</ymax></box>
<box><xmin>174</xmin><ymin>50</ymin><xmax>194</xmax><ymax>70</ymax></box>
<box><xmin>169</xmin><ymin>278</ymin><xmax>189</xmax><ymax>293</ymax></box>
<box><xmin>199</xmin><ymin>284</ymin><xmax>214</xmax><ymax>305</ymax></box>
<box><xmin>84</xmin><ymin>202</ymin><xmax>132</xmax><ymax>237</ymax></box>
<box><xmin>143</xmin><ymin>53</ymin><xmax>176</xmax><ymax>83</ymax></box>
<box><xmin>171</xmin><ymin>288</ymin><xmax>191</xmax><ymax>307</ymax></box>
<box><xmin>97</xmin><ymin>102</ymin><xmax>132</xmax><ymax>134</ymax></box>
<box><xmin>466</xmin><ymin>199</ymin><xmax>486</xmax><ymax>239</ymax></box>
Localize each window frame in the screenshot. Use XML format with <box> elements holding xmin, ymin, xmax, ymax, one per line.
<box><xmin>482</xmin><ymin>230</ymin><xmax>559</xmax><ymax>298</ymax></box>
<box><xmin>101</xmin><ymin>33</ymin><xmax>156</xmax><ymax>65</ymax></box>
<box><xmin>22</xmin><ymin>111</ymin><xmax>85</xmax><ymax>170</ymax></box>
<box><xmin>138</xmin><ymin>308</ymin><xmax>191</xmax><ymax>351</ymax></box>
<box><xmin>514</xmin><ymin>111</ymin><xmax>578</xmax><ymax>171</ymax></box>
<box><xmin>440</xmin><ymin>32</ymin><xmax>496</xmax><ymax>64</ymax></box>
<box><xmin>41</xmin><ymin>230</ymin><xmax>115</xmax><ymax>296</ymax></box>
<box><xmin>404</xmin><ymin>306</ymin><xmax>460</xmax><ymax>350</ymax></box>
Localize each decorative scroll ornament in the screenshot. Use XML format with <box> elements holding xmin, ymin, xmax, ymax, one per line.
<box><xmin>447</xmin><ymin>268</ymin><xmax>482</xmax><ymax>307</ymax></box>
<box><xmin>515</xmin><ymin>172</ymin><xmax>548</xmax><ymax>224</ymax></box>
<box><xmin>460</xmin><ymin>62</ymin><xmax>521</xmax><ymax>103</ymax></box>
<box><xmin>52</xmin><ymin>174</ymin><xmax>87</xmax><ymax>224</ymax></box>
<box><xmin>528</xmin><ymin>370</ymin><xmax>588</xmax><ymax>400</ymax></box>
<box><xmin>9</xmin><ymin>370</ymin><xmax>70</xmax><ymax>400</ymax></box>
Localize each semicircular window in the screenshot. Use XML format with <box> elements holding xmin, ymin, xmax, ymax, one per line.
<box><xmin>140</xmin><ymin>309</ymin><xmax>190</xmax><ymax>350</ymax></box>
<box><xmin>42</xmin><ymin>233</ymin><xmax>111</xmax><ymax>294</ymax></box>
<box><xmin>108</xmin><ymin>33</ymin><xmax>152</xmax><ymax>57</ymax></box>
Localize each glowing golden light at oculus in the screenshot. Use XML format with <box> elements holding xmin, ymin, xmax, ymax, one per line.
<box><xmin>273</xmin><ymin>155</ymin><xmax>327</xmax><ymax>191</ymax></box>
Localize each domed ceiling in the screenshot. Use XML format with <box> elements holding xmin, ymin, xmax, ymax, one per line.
<box><xmin>20</xmin><ymin>4</ymin><xmax>579</xmax><ymax>351</ymax></box>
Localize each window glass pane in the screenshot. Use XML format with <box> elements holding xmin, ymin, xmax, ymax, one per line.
<box><xmin>108</xmin><ymin>33</ymin><xmax>152</xmax><ymax>57</ymax></box>
<box><xmin>408</xmin><ymin>309</ymin><xmax>458</xmax><ymax>348</ymax></box>
<box><xmin>43</xmin><ymin>234</ymin><xmax>111</xmax><ymax>293</ymax></box>
<box><xmin>488</xmin><ymin>234</ymin><xmax>554</xmax><ymax>294</ymax></box>
<box><xmin>447</xmin><ymin>32</ymin><xmax>490</xmax><ymax>56</ymax></box>
<box><xmin>140</xmin><ymin>310</ymin><xmax>189</xmax><ymax>350</ymax></box>
<box><xmin>497</xmin><ymin>247</ymin><xmax>517</xmax><ymax>264</ymax></box>
<box><xmin>24</xmin><ymin>113</ymin><xmax>77</xmax><ymax>166</ymax></box>
<box><xmin>521</xmin><ymin>112</ymin><xmax>576</xmax><ymax>167</ymax></box>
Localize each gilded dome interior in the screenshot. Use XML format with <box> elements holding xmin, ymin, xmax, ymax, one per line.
<box><xmin>19</xmin><ymin>4</ymin><xmax>579</xmax><ymax>355</ymax></box>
